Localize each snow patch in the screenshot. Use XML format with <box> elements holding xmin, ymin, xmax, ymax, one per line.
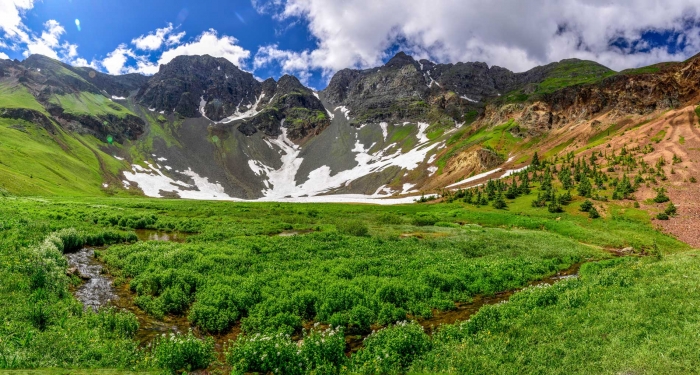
<box><xmin>113</xmin><ymin>155</ymin><xmax>124</xmax><ymax>161</ymax></box>
<box><xmin>199</xmin><ymin>96</ymin><xmax>211</xmax><ymax>121</ymax></box>
<box><xmin>427</xmin><ymin>166</ymin><xmax>438</xmax><ymax>176</ymax></box>
<box><xmin>335</xmin><ymin>106</ymin><xmax>351</xmax><ymax>120</ymax></box>
<box><xmin>111</xmin><ymin>95</ymin><xmax>126</xmax><ymax>100</ymax></box>
<box><xmin>248</xmin><ymin>159</ymin><xmax>273</xmax><ymax>176</ymax></box>
<box><xmin>446</xmin><ymin>167</ymin><xmax>503</xmax><ymax>188</ymax></box>
<box><xmin>219</xmin><ymin>93</ymin><xmax>265</xmax><ymax>123</ymax></box>
<box><xmin>460</xmin><ymin>95</ymin><xmax>478</xmax><ymax>103</ymax></box>
<box><xmin>379</xmin><ymin>122</ymin><xmax>388</xmax><ymax>141</ymax></box>
<box><xmin>249</xmin><ymin>122</ymin><xmax>439</xmax><ymax>199</ymax></box>
<box><xmin>102</xmin><ymin>183</ymin><xmax>108</xmax><ymax>188</ymax></box>
<box><xmin>123</xmin><ymin>162</ymin><xmax>234</xmax><ymax>200</ymax></box>
<box><xmin>402</xmin><ymin>183</ymin><xmax>417</xmax><ymax>194</ymax></box>
<box><xmin>313</xmin><ymin>92</ymin><xmax>320</xmax><ymax>99</ymax></box>
<box><xmin>157</xmin><ymin>157</ymin><xmax>167</xmax><ymax>162</ymax></box>
<box><xmin>416</xmin><ymin>122</ymin><xmax>430</xmax><ymax>144</ymax></box>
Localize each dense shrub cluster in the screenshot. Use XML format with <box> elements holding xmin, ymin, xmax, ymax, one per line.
<box><xmin>227</xmin><ymin>327</ymin><xmax>346</xmax><ymax>374</ymax></box>
<box><xmin>153</xmin><ymin>330</ymin><xmax>215</xmax><ymax>373</ymax></box>
<box><xmin>101</xmin><ymin>230</ymin><xmax>597</xmax><ymax>336</ymax></box>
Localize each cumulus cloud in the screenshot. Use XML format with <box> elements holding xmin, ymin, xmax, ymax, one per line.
<box><xmin>157</xmin><ymin>29</ymin><xmax>250</xmax><ymax>67</ymax></box>
<box><xmin>253</xmin><ymin>0</ymin><xmax>700</xmax><ymax>78</ymax></box>
<box><xmin>101</xmin><ymin>44</ymin><xmax>135</xmax><ymax>75</ymax></box>
<box><xmin>22</xmin><ymin>20</ymin><xmax>83</xmax><ymax>64</ymax></box>
<box><xmin>0</xmin><ymin>52</ymin><xmax>9</xmax><ymax>60</ymax></box>
<box><xmin>0</xmin><ymin>0</ymin><xmax>33</xmax><ymax>41</ymax></box>
<box><xmin>0</xmin><ymin>0</ymin><xmax>87</xmax><ymax>67</ymax></box>
<box><xmin>132</xmin><ymin>23</ymin><xmax>183</xmax><ymax>51</ymax></box>
<box><xmin>101</xmin><ymin>29</ymin><xmax>250</xmax><ymax>75</ymax></box>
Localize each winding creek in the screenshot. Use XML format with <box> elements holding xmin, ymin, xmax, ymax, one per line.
<box><xmin>64</xmin><ymin>230</ymin><xmax>612</xmax><ymax>356</ymax></box>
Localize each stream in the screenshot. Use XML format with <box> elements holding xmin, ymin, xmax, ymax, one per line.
<box><xmin>65</xmin><ymin>231</ymin><xmax>598</xmax><ymax>355</ymax></box>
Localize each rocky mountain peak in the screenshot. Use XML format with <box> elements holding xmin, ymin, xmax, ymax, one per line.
<box><xmin>136</xmin><ymin>54</ymin><xmax>262</xmax><ymax>120</ymax></box>
<box><xmin>385</xmin><ymin>51</ymin><xmax>419</xmax><ymax>70</ymax></box>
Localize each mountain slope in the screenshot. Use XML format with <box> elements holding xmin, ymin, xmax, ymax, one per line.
<box><xmin>1</xmin><ymin>51</ymin><xmax>699</xmax><ymax>206</ymax></box>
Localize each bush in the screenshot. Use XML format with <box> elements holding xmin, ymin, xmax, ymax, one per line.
<box><xmin>664</xmin><ymin>202</ymin><xmax>677</xmax><ymax>216</ymax></box>
<box><xmin>579</xmin><ymin>200</ymin><xmax>593</xmax><ymax>212</ymax></box>
<box><xmin>153</xmin><ymin>331</ymin><xmax>215</xmax><ymax>373</ymax></box>
<box><xmin>227</xmin><ymin>327</ymin><xmax>346</xmax><ymax>375</ymax></box>
<box><xmin>589</xmin><ymin>207</ymin><xmax>600</xmax><ymax>219</ymax></box>
<box><xmin>87</xmin><ymin>307</ymin><xmax>139</xmax><ymax>339</ymax></box>
<box><xmin>492</xmin><ymin>194</ymin><xmax>507</xmax><ymax>210</ymax></box>
<box><xmin>411</xmin><ymin>213</ymin><xmax>439</xmax><ymax>226</ymax></box>
<box><xmin>653</xmin><ymin>188</ymin><xmax>670</xmax><ymax>203</ymax></box>
<box><xmin>376</xmin><ymin>213</ymin><xmax>405</xmax><ymax>225</ymax></box>
<box><xmin>350</xmin><ymin>321</ymin><xmax>431</xmax><ymax>374</ymax></box>
<box><xmin>338</xmin><ymin>220</ymin><xmax>370</xmax><ymax>236</ymax></box>
<box><xmin>548</xmin><ymin>201</ymin><xmax>563</xmax><ymax>213</ymax></box>
<box><xmin>656</xmin><ymin>212</ymin><xmax>669</xmax><ymax>220</ymax></box>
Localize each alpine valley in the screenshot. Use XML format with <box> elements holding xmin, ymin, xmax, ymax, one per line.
<box><xmin>3</xmin><ymin>46</ymin><xmax>700</xmax><ymax>375</ymax></box>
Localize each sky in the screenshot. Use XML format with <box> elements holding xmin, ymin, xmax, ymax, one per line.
<box><xmin>1</xmin><ymin>0</ymin><xmax>700</xmax><ymax>90</ymax></box>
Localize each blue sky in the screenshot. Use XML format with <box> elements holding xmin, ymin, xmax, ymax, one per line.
<box><xmin>1</xmin><ymin>0</ymin><xmax>700</xmax><ymax>90</ymax></box>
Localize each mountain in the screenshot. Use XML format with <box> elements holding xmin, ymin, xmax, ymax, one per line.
<box><xmin>0</xmin><ymin>51</ymin><xmax>699</xmax><ymax>205</ymax></box>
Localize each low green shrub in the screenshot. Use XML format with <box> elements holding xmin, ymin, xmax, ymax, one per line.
<box><xmin>227</xmin><ymin>327</ymin><xmax>346</xmax><ymax>375</ymax></box>
<box><xmin>338</xmin><ymin>220</ymin><xmax>370</xmax><ymax>236</ymax></box>
<box><xmin>350</xmin><ymin>321</ymin><xmax>432</xmax><ymax>374</ymax></box>
<box><xmin>412</xmin><ymin>213</ymin><xmax>439</xmax><ymax>226</ymax></box>
<box><xmin>153</xmin><ymin>331</ymin><xmax>215</xmax><ymax>373</ymax></box>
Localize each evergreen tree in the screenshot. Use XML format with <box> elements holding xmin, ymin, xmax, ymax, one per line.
<box><xmin>577</xmin><ymin>176</ymin><xmax>592</xmax><ymax>197</ymax></box>
<box><xmin>531</xmin><ymin>152</ymin><xmax>540</xmax><ymax>169</ymax></box>
<box><xmin>493</xmin><ymin>192</ymin><xmax>507</xmax><ymax>209</ymax></box>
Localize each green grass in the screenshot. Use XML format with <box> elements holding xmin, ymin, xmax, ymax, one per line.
<box><xmin>0</xmin><ymin>184</ymin><xmax>691</xmax><ymax>373</ymax></box>
<box><xmin>0</xmin><ymin>83</ymin><xmax>50</xmax><ymax>115</ymax></box>
<box><xmin>410</xmin><ymin>252</ymin><xmax>700</xmax><ymax>374</ymax></box>
<box><xmin>389</xmin><ymin>124</ymin><xmax>416</xmax><ymax>144</ymax></box>
<box><xmin>651</xmin><ymin>129</ymin><xmax>667</xmax><ymax>143</ymax></box>
<box><xmin>543</xmin><ymin>138</ymin><xmax>574</xmax><ymax>158</ymax></box>
<box><xmin>0</xmin><ymin>119</ymin><xmax>123</xmax><ymax>196</ymax></box>
<box><xmin>535</xmin><ymin>60</ymin><xmax>615</xmax><ymax>95</ymax></box>
<box><xmin>586</xmin><ymin>122</ymin><xmax>624</xmax><ymax>147</ymax></box>
<box><xmin>502</xmin><ymin>60</ymin><xmax>615</xmax><ymax>103</ymax></box>
<box><xmin>620</xmin><ymin>62</ymin><xmax>680</xmax><ymax>76</ymax></box>
<box><xmin>0</xmin><ymin>370</ymin><xmax>156</xmax><ymax>375</ymax></box>
<box><xmin>48</xmin><ymin>92</ymin><xmax>135</xmax><ymax>119</ymax></box>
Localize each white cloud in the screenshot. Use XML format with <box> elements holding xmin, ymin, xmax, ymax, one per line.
<box><xmin>0</xmin><ymin>52</ymin><xmax>9</xmax><ymax>59</ymax></box>
<box><xmin>71</xmin><ymin>57</ymin><xmax>99</xmax><ymax>69</ymax></box>
<box><xmin>0</xmin><ymin>0</ymin><xmax>33</xmax><ymax>41</ymax></box>
<box><xmin>101</xmin><ymin>29</ymin><xmax>250</xmax><ymax>75</ymax></box>
<box><xmin>254</xmin><ymin>44</ymin><xmax>314</xmax><ymax>83</ymax></box>
<box><xmin>101</xmin><ymin>44</ymin><xmax>135</xmax><ymax>75</ymax></box>
<box><xmin>254</xmin><ymin>0</ymin><xmax>700</xmax><ymax>77</ymax></box>
<box><xmin>22</xmin><ymin>20</ymin><xmax>82</xmax><ymax>64</ymax></box>
<box><xmin>132</xmin><ymin>23</ymin><xmax>181</xmax><ymax>51</ymax></box>
<box><xmin>157</xmin><ymin>29</ymin><xmax>250</xmax><ymax>67</ymax></box>
<box><xmin>166</xmin><ymin>31</ymin><xmax>186</xmax><ymax>46</ymax></box>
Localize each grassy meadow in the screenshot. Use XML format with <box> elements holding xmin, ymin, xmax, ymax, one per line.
<box><xmin>0</xmin><ymin>166</ymin><xmax>696</xmax><ymax>374</ymax></box>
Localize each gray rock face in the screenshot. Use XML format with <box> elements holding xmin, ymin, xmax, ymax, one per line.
<box><xmin>321</xmin><ymin>51</ymin><xmax>613</xmax><ymax>126</ymax></box>
<box><xmin>238</xmin><ymin>74</ymin><xmax>330</xmax><ymax>140</ymax></box>
<box><xmin>136</xmin><ymin>54</ymin><xmax>263</xmax><ymax>121</ymax></box>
